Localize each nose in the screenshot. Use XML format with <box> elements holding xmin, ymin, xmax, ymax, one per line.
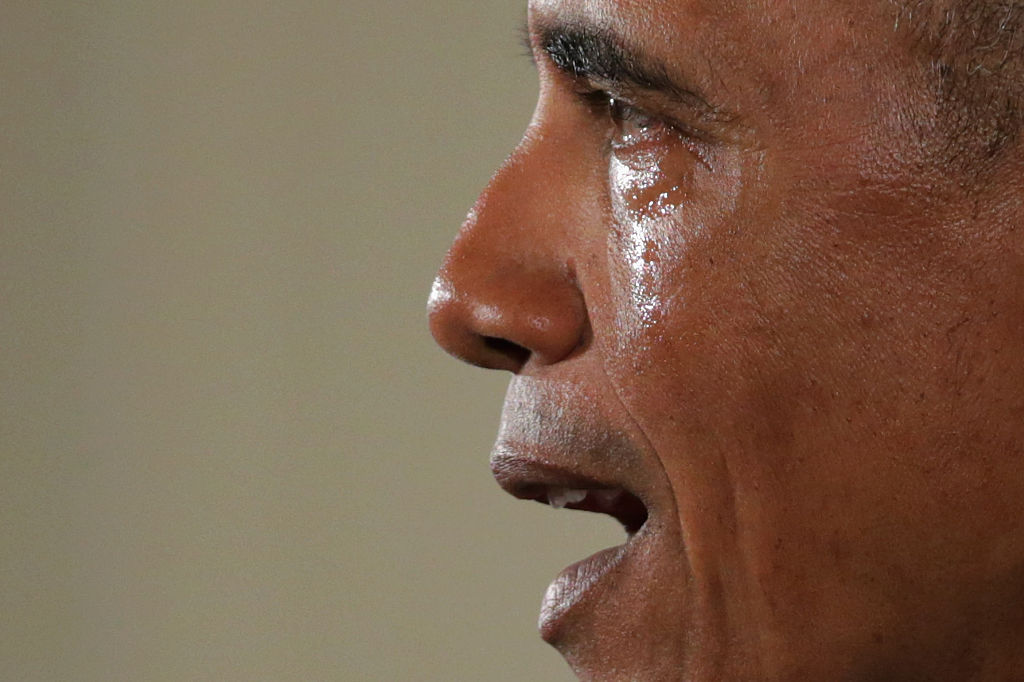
<box><xmin>428</xmin><ymin>135</ymin><xmax>588</xmax><ymax>373</ymax></box>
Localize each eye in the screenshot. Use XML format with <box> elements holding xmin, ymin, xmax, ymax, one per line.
<box><xmin>577</xmin><ymin>89</ymin><xmax>671</xmax><ymax>146</ymax></box>
<box><xmin>594</xmin><ymin>94</ymin><xmax>695</xmax><ymax>168</ymax></box>
<box><xmin>608</xmin><ymin>98</ymin><xmax>666</xmax><ymax>145</ymax></box>
<box><xmin>596</xmin><ymin>94</ymin><xmax>693</xmax><ymax>173</ymax></box>
<box><xmin>591</xmin><ymin>94</ymin><xmax>707</xmax><ymax>220</ymax></box>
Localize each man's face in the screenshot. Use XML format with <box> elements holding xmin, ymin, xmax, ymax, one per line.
<box><xmin>430</xmin><ymin>0</ymin><xmax>1024</xmax><ymax>679</ymax></box>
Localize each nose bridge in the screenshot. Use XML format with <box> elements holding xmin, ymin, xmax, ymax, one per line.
<box><xmin>428</xmin><ymin>131</ymin><xmax>588</xmax><ymax>372</ymax></box>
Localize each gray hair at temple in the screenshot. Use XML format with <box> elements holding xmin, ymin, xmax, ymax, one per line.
<box><xmin>896</xmin><ymin>0</ymin><xmax>1024</xmax><ymax>164</ymax></box>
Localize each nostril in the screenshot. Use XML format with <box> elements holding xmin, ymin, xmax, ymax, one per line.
<box><xmin>482</xmin><ymin>336</ymin><xmax>530</xmax><ymax>369</ymax></box>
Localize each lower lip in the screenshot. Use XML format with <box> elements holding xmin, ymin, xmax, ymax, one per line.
<box><xmin>538</xmin><ymin>543</ymin><xmax>629</xmax><ymax>640</ymax></box>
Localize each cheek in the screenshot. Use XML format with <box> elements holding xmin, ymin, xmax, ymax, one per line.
<box><xmin>602</xmin><ymin>141</ymin><xmax>740</xmax><ymax>368</ymax></box>
<box><xmin>609</xmin><ymin>140</ymin><xmax>696</xmax><ymax>223</ymax></box>
<box><xmin>597</xmin><ymin>164</ymin><xmax>781</xmax><ymax>637</ymax></box>
<box><xmin>605</xmin><ymin>144</ymin><xmax>695</xmax><ymax>332</ymax></box>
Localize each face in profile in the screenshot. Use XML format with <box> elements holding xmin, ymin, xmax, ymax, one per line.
<box><xmin>429</xmin><ymin>0</ymin><xmax>1024</xmax><ymax>679</ymax></box>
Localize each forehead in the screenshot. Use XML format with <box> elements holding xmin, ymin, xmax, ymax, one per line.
<box><xmin>528</xmin><ymin>0</ymin><xmax>927</xmax><ymax>169</ymax></box>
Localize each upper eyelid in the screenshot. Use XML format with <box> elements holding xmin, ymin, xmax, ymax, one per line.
<box><xmin>572</xmin><ymin>82</ymin><xmax>684</xmax><ymax>131</ymax></box>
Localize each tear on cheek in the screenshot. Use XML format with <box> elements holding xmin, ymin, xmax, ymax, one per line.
<box><xmin>607</xmin><ymin>159</ymin><xmax>670</xmax><ymax>330</ymax></box>
<box><xmin>606</xmin><ymin>147</ymin><xmax>702</xmax><ymax>333</ymax></box>
<box><xmin>609</xmin><ymin>149</ymin><xmax>694</xmax><ymax>223</ymax></box>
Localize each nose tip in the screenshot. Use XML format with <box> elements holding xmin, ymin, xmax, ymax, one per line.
<box><xmin>428</xmin><ymin>127</ymin><xmax>589</xmax><ymax>374</ymax></box>
<box><xmin>427</xmin><ymin>266</ymin><xmax>587</xmax><ymax>373</ymax></box>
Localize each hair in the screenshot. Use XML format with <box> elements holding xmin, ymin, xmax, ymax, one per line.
<box><xmin>895</xmin><ymin>1</ymin><xmax>1024</xmax><ymax>165</ymax></box>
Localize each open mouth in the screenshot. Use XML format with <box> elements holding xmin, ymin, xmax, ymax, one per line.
<box><xmin>491</xmin><ymin>454</ymin><xmax>655</xmax><ymax>639</ymax></box>
<box><xmin>516</xmin><ymin>484</ymin><xmax>649</xmax><ymax>535</ymax></box>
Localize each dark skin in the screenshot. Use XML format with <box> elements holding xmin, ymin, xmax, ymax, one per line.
<box><xmin>429</xmin><ymin>0</ymin><xmax>1024</xmax><ymax>679</ymax></box>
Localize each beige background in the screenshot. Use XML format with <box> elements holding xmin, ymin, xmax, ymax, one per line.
<box><xmin>1</xmin><ymin>2</ymin><xmax>622</xmax><ymax>680</ymax></box>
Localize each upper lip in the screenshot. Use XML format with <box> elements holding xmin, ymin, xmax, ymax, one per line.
<box><xmin>491</xmin><ymin>448</ymin><xmax>650</xmax><ymax>535</ymax></box>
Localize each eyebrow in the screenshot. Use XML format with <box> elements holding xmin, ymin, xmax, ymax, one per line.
<box><xmin>528</xmin><ymin>19</ymin><xmax>723</xmax><ymax>119</ymax></box>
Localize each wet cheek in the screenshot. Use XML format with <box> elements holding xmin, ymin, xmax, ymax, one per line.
<box><xmin>609</xmin><ymin>144</ymin><xmax>696</xmax><ymax>222</ymax></box>
<box><xmin>606</xmin><ymin>145</ymin><xmax>700</xmax><ymax>339</ymax></box>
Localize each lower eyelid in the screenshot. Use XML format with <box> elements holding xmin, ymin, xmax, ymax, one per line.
<box><xmin>612</xmin><ymin>128</ymin><xmax>713</xmax><ymax>175</ymax></box>
<box><xmin>612</xmin><ymin>124</ymin><xmax>673</xmax><ymax>152</ymax></box>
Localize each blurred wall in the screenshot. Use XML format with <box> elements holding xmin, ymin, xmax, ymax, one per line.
<box><xmin>0</xmin><ymin>2</ymin><xmax>621</xmax><ymax>680</ymax></box>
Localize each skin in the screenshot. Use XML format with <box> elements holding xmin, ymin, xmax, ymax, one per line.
<box><xmin>429</xmin><ymin>0</ymin><xmax>1024</xmax><ymax>679</ymax></box>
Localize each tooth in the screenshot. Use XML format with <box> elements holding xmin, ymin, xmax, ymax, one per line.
<box><xmin>548</xmin><ymin>487</ymin><xmax>587</xmax><ymax>509</ymax></box>
<box><xmin>565</xmin><ymin>488</ymin><xmax>587</xmax><ymax>504</ymax></box>
<box><xmin>548</xmin><ymin>488</ymin><xmax>570</xmax><ymax>508</ymax></box>
<box><xmin>548</xmin><ymin>489</ymin><xmax>567</xmax><ymax>509</ymax></box>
